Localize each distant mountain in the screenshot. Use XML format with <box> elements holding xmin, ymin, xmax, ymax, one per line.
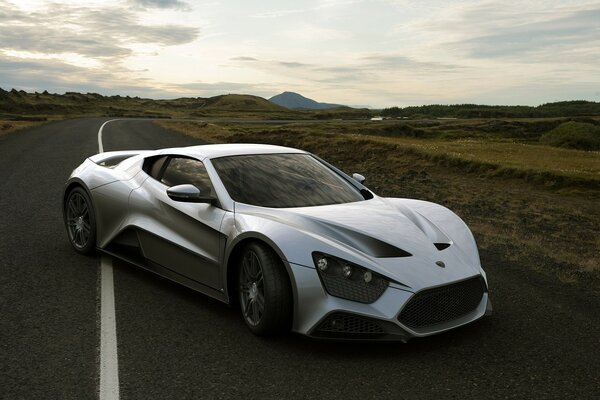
<box><xmin>269</xmin><ymin>91</ymin><xmax>346</xmax><ymax>110</ymax></box>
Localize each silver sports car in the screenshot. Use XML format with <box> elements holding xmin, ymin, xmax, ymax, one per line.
<box><xmin>63</xmin><ymin>143</ymin><xmax>491</xmax><ymax>341</ymax></box>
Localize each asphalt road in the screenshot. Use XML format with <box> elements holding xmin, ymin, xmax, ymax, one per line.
<box><xmin>1</xmin><ymin>118</ymin><xmax>598</xmax><ymax>399</ymax></box>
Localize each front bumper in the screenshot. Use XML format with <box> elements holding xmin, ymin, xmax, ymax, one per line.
<box><xmin>290</xmin><ymin>264</ymin><xmax>491</xmax><ymax>341</ymax></box>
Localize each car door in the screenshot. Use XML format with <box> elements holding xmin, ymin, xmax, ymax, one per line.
<box><xmin>129</xmin><ymin>155</ymin><xmax>227</xmax><ymax>290</ymax></box>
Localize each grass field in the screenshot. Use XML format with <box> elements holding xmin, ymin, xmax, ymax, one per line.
<box><xmin>156</xmin><ymin>119</ymin><xmax>600</xmax><ymax>292</ymax></box>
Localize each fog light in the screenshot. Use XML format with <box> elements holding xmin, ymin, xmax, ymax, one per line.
<box><xmin>363</xmin><ymin>271</ymin><xmax>372</xmax><ymax>283</ymax></box>
<box><xmin>317</xmin><ymin>257</ymin><xmax>328</xmax><ymax>271</ymax></box>
<box><xmin>342</xmin><ymin>264</ymin><xmax>352</xmax><ymax>278</ymax></box>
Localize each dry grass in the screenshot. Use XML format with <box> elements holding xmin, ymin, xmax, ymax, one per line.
<box><xmin>372</xmin><ymin>136</ymin><xmax>600</xmax><ymax>181</ymax></box>
<box><xmin>158</xmin><ymin>120</ymin><xmax>600</xmax><ymax>195</ymax></box>
<box><xmin>0</xmin><ymin>120</ymin><xmax>46</xmax><ymax>137</ymax></box>
<box><xmin>156</xmin><ymin>121</ymin><xmax>231</xmax><ymax>139</ymax></box>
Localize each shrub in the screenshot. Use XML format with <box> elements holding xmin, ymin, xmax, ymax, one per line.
<box><xmin>540</xmin><ymin>121</ymin><xmax>600</xmax><ymax>151</ymax></box>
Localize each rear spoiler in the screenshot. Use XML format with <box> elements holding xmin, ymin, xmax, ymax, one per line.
<box><xmin>89</xmin><ymin>150</ymin><xmax>151</xmax><ymax>167</ymax></box>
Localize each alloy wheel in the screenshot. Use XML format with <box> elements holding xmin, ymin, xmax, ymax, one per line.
<box><xmin>239</xmin><ymin>250</ymin><xmax>265</xmax><ymax>326</ymax></box>
<box><xmin>66</xmin><ymin>192</ymin><xmax>92</xmax><ymax>249</ymax></box>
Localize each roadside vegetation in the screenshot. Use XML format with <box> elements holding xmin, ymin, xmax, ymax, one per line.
<box><xmin>157</xmin><ymin>119</ymin><xmax>600</xmax><ymax>293</ymax></box>
<box><xmin>158</xmin><ymin>119</ymin><xmax>600</xmax><ymax>196</ymax></box>
<box><xmin>0</xmin><ymin>120</ymin><xmax>46</xmax><ymax>137</ymax></box>
<box><xmin>381</xmin><ymin>100</ymin><xmax>600</xmax><ymax>118</ymax></box>
<box><xmin>540</xmin><ymin>121</ymin><xmax>600</xmax><ymax>151</ymax></box>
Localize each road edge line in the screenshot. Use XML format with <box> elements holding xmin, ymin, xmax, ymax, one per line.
<box><xmin>98</xmin><ymin>119</ymin><xmax>120</xmax><ymax>400</ymax></box>
<box><xmin>99</xmin><ymin>256</ymin><xmax>119</xmax><ymax>400</ymax></box>
<box><xmin>98</xmin><ymin>119</ymin><xmax>119</xmax><ymax>153</ymax></box>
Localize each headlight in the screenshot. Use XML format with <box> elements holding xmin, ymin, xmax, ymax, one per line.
<box><xmin>312</xmin><ymin>252</ymin><xmax>389</xmax><ymax>303</ymax></box>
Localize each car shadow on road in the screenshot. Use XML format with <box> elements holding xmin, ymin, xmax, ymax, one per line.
<box><xmin>110</xmin><ymin>255</ymin><xmax>496</xmax><ymax>361</ymax></box>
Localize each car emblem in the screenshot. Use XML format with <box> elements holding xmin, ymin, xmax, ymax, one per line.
<box><xmin>435</xmin><ymin>261</ymin><xmax>445</xmax><ymax>268</ymax></box>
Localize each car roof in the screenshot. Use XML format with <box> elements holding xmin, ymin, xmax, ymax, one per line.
<box><xmin>156</xmin><ymin>143</ymin><xmax>307</xmax><ymax>160</ymax></box>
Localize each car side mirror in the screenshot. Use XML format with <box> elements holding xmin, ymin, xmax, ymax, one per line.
<box><xmin>167</xmin><ymin>184</ymin><xmax>215</xmax><ymax>204</ymax></box>
<box><xmin>352</xmin><ymin>173</ymin><xmax>366</xmax><ymax>184</ymax></box>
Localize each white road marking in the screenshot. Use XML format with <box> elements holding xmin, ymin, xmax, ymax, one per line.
<box><xmin>98</xmin><ymin>119</ymin><xmax>120</xmax><ymax>400</ymax></box>
<box><xmin>99</xmin><ymin>256</ymin><xmax>120</xmax><ymax>400</ymax></box>
<box><xmin>98</xmin><ymin>119</ymin><xmax>119</xmax><ymax>153</ymax></box>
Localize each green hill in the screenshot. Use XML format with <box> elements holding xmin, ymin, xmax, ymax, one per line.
<box><xmin>203</xmin><ymin>94</ymin><xmax>288</xmax><ymax>112</ymax></box>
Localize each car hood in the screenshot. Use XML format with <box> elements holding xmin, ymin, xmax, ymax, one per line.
<box><xmin>235</xmin><ymin>197</ymin><xmax>482</xmax><ymax>290</ymax></box>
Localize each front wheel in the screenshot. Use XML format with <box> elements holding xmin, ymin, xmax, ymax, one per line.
<box><xmin>238</xmin><ymin>242</ymin><xmax>292</xmax><ymax>335</ymax></box>
<box><xmin>64</xmin><ymin>187</ymin><xmax>97</xmax><ymax>255</ymax></box>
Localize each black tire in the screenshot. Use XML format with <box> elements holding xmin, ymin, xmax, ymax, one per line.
<box><xmin>238</xmin><ymin>242</ymin><xmax>292</xmax><ymax>335</ymax></box>
<box><xmin>64</xmin><ymin>187</ymin><xmax>97</xmax><ymax>255</ymax></box>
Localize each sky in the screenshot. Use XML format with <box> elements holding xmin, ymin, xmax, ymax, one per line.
<box><xmin>0</xmin><ymin>0</ymin><xmax>599</xmax><ymax>108</ymax></box>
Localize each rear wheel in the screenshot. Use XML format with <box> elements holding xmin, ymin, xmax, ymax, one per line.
<box><xmin>65</xmin><ymin>187</ymin><xmax>96</xmax><ymax>255</ymax></box>
<box><xmin>238</xmin><ymin>242</ymin><xmax>292</xmax><ymax>335</ymax></box>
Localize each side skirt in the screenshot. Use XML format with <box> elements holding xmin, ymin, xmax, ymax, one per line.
<box><xmin>100</xmin><ymin>244</ymin><xmax>228</xmax><ymax>304</ymax></box>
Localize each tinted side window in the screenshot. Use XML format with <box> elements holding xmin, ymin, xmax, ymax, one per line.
<box><xmin>160</xmin><ymin>157</ymin><xmax>214</xmax><ymax>196</ymax></box>
<box><xmin>144</xmin><ymin>156</ymin><xmax>168</xmax><ymax>180</ymax></box>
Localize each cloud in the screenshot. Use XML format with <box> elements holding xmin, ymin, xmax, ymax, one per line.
<box><xmin>229</xmin><ymin>56</ymin><xmax>313</xmax><ymax>69</ymax></box>
<box><xmin>228</xmin><ymin>53</ymin><xmax>462</xmax><ymax>88</ymax></box>
<box><xmin>0</xmin><ymin>2</ymin><xmax>199</xmax><ymax>60</ymax></box>
<box><xmin>0</xmin><ymin>26</ymin><xmax>131</xmax><ymax>59</ymax></box>
<box><xmin>230</xmin><ymin>57</ymin><xmax>259</xmax><ymax>62</ymax></box>
<box><xmin>278</xmin><ymin>61</ymin><xmax>314</xmax><ymax>68</ymax></box>
<box><xmin>408</xmin><ymin>2</ymin><xmax>600</xmax><ymax>63</ymax></box>
<box><xmin>453</xmin><ymin>7</ymin><xmax>600</xmax><ymax>60</ymax></box>
<box><xmin>0</xmin><ymin>1</ymin><xmax>201</xmax><ymax>98</ymax></box>
<box><xmin>0</xmin><ymin>52</ymin><xmax>281</xmax><ymax>100</ymax></box>
<box><xmin>359</xmin><ymin>54</ymin><xmax>464</xmax><ymax>72</ymax></box>
<box><xmin>0</xmin><ymin>55</ymin><xmax>159</xmax><ymax>97</ymax></box>
<box><xmin>309</xmin><ymin>65</ymin><xmax>370</xmax><ymax>84</ymax></box>
<box><xmin>309</xmin><ymin>53</ymin><xmax>463</xmax><ymax>85</ymax></box>
<box><xmin>129</xmin><ymin>0</ymin><xmax>190</xmax><ymax>11</ymax></box>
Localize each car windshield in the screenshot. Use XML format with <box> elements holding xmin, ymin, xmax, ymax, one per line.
<box><xmin>211</xmin><ymin>153</ymin><xmax>365</xmax><ymax>208</ymax></box>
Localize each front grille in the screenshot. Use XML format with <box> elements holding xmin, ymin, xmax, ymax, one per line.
<box><xmin>398</xmin><ymin>277</ymin><xmax>485</xmax><ymax>329</ymax></box>
<box><xmin>315</xmin><ymin>313</ymin><xmax>385</xmax><ymax>337</ymax></box>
